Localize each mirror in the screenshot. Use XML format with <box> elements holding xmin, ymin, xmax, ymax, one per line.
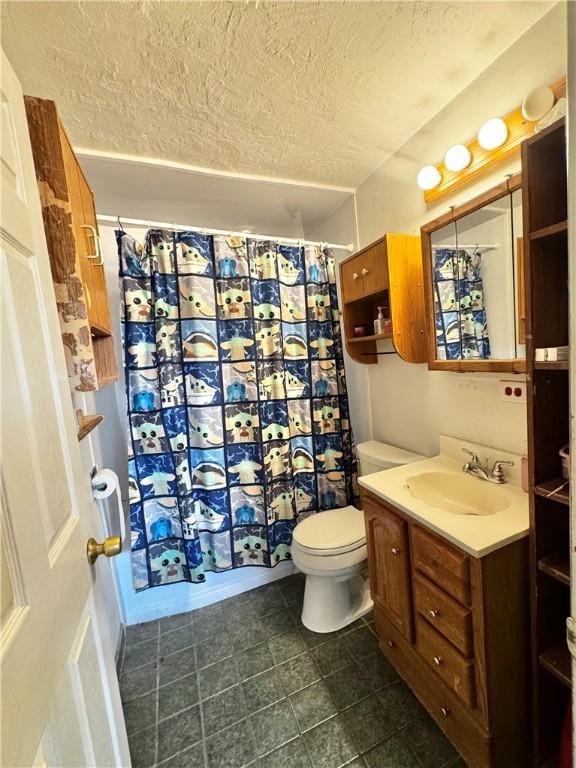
<box><xmin>422</xmin><ymin>175</ymin><xmax>525</xmax><ymax>371</ymax></box>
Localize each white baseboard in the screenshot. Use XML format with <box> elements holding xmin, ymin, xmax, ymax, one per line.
<box><xmin>115</xmin><ymin>551</ymin><xmax>296</xmax><ymax>626</ymax></box>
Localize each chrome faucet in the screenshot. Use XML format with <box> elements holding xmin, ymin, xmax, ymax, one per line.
<box><xmin>462</xmin><ymin>449</ymin><xmax>514</xmax><ymax>484</ymax></box>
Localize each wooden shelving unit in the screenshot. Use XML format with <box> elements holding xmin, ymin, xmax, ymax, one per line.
<box><xmin>523</xmin><ymin>118</ymin><xmax>570</xmax><ymax>766</ymax></box>
<box><xmin>339</xmin><ymin>234</ymin><xmax>427</xmax><ymax>364</ymax></box>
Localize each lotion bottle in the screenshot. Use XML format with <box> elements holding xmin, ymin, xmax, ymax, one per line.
<box><xmin>374</xmin><ymin>306</ymin><xmax>385</xmax><ymax>334</ymax></box>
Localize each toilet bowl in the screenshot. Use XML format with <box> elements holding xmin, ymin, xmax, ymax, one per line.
<box><xmin>292</xmin><ymin>440</ymin><xmax>424</xmax><ymax>633</ymax></box>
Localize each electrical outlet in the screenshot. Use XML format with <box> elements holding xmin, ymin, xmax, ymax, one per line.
<box><xmin>500</xmin><ymin>380</ymin><xmax>526</xmax><ymax>403</ymax></box>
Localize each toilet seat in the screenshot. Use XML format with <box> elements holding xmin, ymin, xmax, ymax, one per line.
<box><xmin>293</xmin><ymin>506</ymin><xmax>365</xmax><ymax>556</ymax></box>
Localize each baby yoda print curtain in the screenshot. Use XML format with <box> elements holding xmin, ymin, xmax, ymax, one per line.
<box><xmin>119</xmin><ymin>228</ymin><xmax>358</xmax><ymax>590</ymax></box>
<box><xmin>433</xmin><ymin>247</ymin><xmax>490</xmax><ymax>360</ymax></box>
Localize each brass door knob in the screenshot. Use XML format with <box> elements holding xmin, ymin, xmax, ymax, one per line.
<box><xmin>87</xmin><ymin>536</ymin><xmax>122</xmax><ymax>564</ymax></box>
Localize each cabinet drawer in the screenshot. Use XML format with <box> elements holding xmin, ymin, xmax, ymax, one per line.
<box><xmin>416</xmin><ymin>617</ymin><xmax>476</xmax><ymax>708</ymax></box>
<box><xmin>376</xmin><ymin>609</ymin><xmax>489</xmax><ymax>768</ymax></box>
<box><xmin>412</xmin><ymin>526</ymin><xmax>470</xmax><ymax>605</ymax></box>
<box><xmin>340</xmin><ymin>246</ymin><xmax>388</xmax><ymax>303</ymax></box>
<box><xmin>414</xmin><ymin>573</ymin><xmax>473</xmax><ymax>656</ymax></box>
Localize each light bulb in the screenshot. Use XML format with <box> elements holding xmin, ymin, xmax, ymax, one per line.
<box><xmin>478</xmin><ymin>118</ymin><xmax>508</xmax><ymax>150</ymax></box>
<box><xmin>417</xmin><ymin>165</ymin><xmax>442</xmax><ymax>191</ymax></box>
<box><xmin>444</xmin><ymin>144</ymin><xmax>472</xmax><ymax>172</ymax></box>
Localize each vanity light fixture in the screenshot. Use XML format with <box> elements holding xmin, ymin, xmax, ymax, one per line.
<box><xmin>444</xmin><ymin>144</ymin><xmax>472</xmax><ymax>172</ymax></box>
<box><xmin>417</xmin><ymin>165</ymin><xmax>442</xmax><ymax>191</ymax></box>
<box><xmin>420</xmin><ymin>76</ymin><xmax>565</xmax><ymax>203</ymax></box>
<box><xmin>477</xmin><ymin>118</ymin><xmax>508</xmax><ymax>150</ymax></box>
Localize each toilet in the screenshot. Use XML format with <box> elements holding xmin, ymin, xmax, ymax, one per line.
<box><xmin>292</xmin><ymin>440</ymin><xmax>424</xmax><ymax>633</ymax></box>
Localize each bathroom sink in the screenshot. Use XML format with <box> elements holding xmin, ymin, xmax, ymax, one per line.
<box><xmin>405</xmin><ymin>472</ymin><xmax>509</xmax><ymax>516</ymax></box>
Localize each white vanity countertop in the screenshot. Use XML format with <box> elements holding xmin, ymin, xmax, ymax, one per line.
<box><xmin>358</xmin><ymin>453</ymin><xmax>529</xmax><ymax>558</ymax></box>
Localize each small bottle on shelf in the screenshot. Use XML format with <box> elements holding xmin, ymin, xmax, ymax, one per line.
<box><xmin>374</xmin><ymin>306</ymin><xmax>385</xmax><ymax>334</ymax></box>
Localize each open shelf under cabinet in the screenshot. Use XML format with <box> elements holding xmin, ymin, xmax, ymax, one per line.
<box><xmin>347</xmin><ymin>332</ymin><xmax>392</xmax><ymax>344</ymax></box>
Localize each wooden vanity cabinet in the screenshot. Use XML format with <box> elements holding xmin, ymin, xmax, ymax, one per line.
<box><xmin>24</xmin><ymin>96</ymin><xmax>117</xmax><ymax>394</ymax></box>
<box><xmin>339</xmin><ymin>233</ymin><xmax>427</xmax><ymax>365</ymax></box>
<box><xmin>363</xmin><ymin>490</ymin><xmax>530</xmax><ymax>768</ymax></box>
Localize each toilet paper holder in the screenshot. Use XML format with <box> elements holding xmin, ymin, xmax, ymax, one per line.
<box><xmin>87</xmin><ymin>466</ymin><xmax>126</xmax><ymax>565</ymax></box>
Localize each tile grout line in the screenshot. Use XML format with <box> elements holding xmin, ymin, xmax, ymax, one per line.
<box><xmin>154</xmin><ymin>620</ymin><xmax>160</xmax><ymax>767</ymax></box>
<box><xmin>124</xmin><ymin>580</ymin><xmax>439</xmax><ymax>768</ymax></box>
<box><xmin>193</xmin><ymin>644</ymin><xmax>209</xmax><ymax>768</ymax></box>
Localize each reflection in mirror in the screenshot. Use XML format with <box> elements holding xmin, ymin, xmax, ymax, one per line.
<box><xmin>429</xmin><ymin>189</ymin><xmax>524</xmax><ymax>363</ymax></box>
<box><xmin>512</xmin><ymin>188</ymin><xmax>525</xmax><ymax>358</ymax></box>
<box><xmin>430</xmin><ymin>221</ymin><xmax>460</xmax><ymax>360</ymax></box>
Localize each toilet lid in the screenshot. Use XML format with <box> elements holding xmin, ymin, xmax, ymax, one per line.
<box><xmin>293</xmin><ymin>506</ymin><xmax>365</xmax><ymax>553</ymax></box>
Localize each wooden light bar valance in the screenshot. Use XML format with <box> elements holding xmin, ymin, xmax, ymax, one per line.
<box><xmin>424</xmin><ymin>77</ymin><xmax>566</xmax><ymax>203</ymax></box>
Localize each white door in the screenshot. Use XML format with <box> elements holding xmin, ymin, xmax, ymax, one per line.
<box><xmin>1</xmin><ymin>50</ymin><xmax>130</xmax><ymax>767</ymax></box>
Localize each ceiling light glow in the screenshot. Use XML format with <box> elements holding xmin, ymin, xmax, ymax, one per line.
<box><xmin>417</xmin><ymin>165</ymin><xmax>442</xmax><ymax>191</ymax></box>
<box><xmin>478</xmin><ymin>118</ymin><xmax>508</xmax><ymax>150</ymax></box>
<box><xmin>444</xmin><ymin>144</ymin><xmax>472</xmax><ymax>172</ymax></box>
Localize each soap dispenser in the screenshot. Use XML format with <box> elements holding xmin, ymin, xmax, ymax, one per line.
<box><xmin>374</xmin><ymin>307</ymin><xmax>385</xmax><ymax>334</ymax></box>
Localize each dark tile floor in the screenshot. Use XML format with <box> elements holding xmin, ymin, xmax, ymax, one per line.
<box><xmin>118</xmin><ymin>573</ymin><xmax>467</xmax><ymax>768</ymax></box>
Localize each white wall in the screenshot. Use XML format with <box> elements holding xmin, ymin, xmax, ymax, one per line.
<box><xmin>316</xmin><ymin>4</ymin><xmax>566</xmax><ymax>458</ymax></box>
<box><xmin>305</xmin><ymin>196</ymin><xmax>372</xmax><ymax>446</ymax></box>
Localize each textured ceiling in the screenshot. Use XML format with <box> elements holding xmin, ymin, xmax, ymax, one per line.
<box><xmin>1</xmin><ymin>1</ymin><xmax>552</xmax><ymax>186</ymax></box>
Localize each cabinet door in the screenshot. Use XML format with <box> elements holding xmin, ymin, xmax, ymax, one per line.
<box><xmin>77</xmin><ymin>168</ymin><xmax>112</xmax><ymax>334</ymax></box>
<box><xmin>340</xmin><ymin>241</ymin><xmax>388</xmax><ymax>303</ymax></box>
<box><xmin>364</xmin><ymin>496</ymin><xmax>413</xmax><ymax>641</ymax></box>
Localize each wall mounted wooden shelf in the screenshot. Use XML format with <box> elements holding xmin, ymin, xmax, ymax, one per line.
<box><xmin>25</xmin><ymin>96</ymin><xmax>118</xmax><ymax>392</ymax></box>
<box><xmin>347</xmin><ymin>332</ymin><xmax>392</xmax><ymax>344</ymax></box>
<box><xmin>339</xmin><ymin>233</ymin><xmax>427</xmax><ymax>365</ymax></box>
<box><xmin>77</xmin><ymin>413</ymin><xmax>104</xmax><ymax>441</ymax></box>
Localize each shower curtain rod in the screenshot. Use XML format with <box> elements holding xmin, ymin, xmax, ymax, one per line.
<box><xmin>96</xmin><ymin>214</ymin><xmax>354</xmax><ymax>252</ymax></box>
<box><xmin>433</xmin><ymin>244</ymin><xmax>498</xmax><ymax>251</ymax></box>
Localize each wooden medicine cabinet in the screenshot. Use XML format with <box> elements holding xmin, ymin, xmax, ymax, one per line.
<box><xmin>421</xmin><ymin>174</ymin><xmax>526</xmax><ymax>373</ymax></box>
<box><xmin>339</xmin><ymin>233</ymin><xmax>427</xmax><ymax>364</ymax></box>
<box><xmin>24</xmin><ymin>96</ymin><xmax>118</xmax><ymax>393</ymax></box>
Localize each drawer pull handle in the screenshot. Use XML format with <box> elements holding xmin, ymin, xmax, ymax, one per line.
<box><xmin>433</xmin><ymin>655</ymin><xmax>443</xmax><ymax>666</ymax></box>
<box><xmin>428</xmin><ymin>609</ymin><xmax>439</xmax><ymax>619</ymax></box>
<box><xmin>387</xmin><ymin>640</ymin><xmax>395</xmax><ymax>648</ymax></box>
<box><xmin>361</xmin><ymin>267</ymin><xmax>369</xmax><ymax>276</ymax></box>
<box><xmin>391</xmin><ymin>547</ymin><xmax>400</xmax><ymax>556</ymax></box>
<box><xmin>352</xmin><ymin>272</ymin><xmax>359</xmax><ymax>280</ymax></box>
<box><xmin>441</xmin><ymin>706</ymin><xmax>450</xmax><ymax>718</ymax></box>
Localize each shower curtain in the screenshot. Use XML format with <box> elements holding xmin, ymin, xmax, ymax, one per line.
<box><xmin>433</xmin><ymin>247</ymin><xmax>490</xmax><ymax>360</ymax></box>
<box><xmin>119</xmin><ymin>228</ymin><xmax>358</xmax><ymax>590</ymax></box>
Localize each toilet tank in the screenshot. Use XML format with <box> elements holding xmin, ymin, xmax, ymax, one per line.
<box><xmin>356</xmin><ymin>440</ymin><xmax>424</xmax><ymax>476</ymax></box>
